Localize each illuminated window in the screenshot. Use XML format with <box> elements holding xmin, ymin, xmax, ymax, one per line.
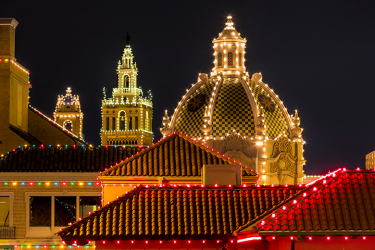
<box><xmin>112</xmin><ymin>117</ymin><xmax>116</xmax><ymax>130</ymax></box>
<box><xmin>0</xmin><ymin>197</ymin><xmax>9</xmax><ymax>227</ymax></box>
<box><xmin>238</xmin><ymin>53</ymin><xmax>242</xmax><ymax>66</ymax></box>
<box><xmin>106</xmin><ymin>117</ymin><xmax>109</xmax><ymax>130</ymax></box>
<box><xmin>55</xmin><ymin>196</ymin><xmax>76</xmax><ymax>227</ymax></box>
<box><xmin>30</xmin><ymin>196</ymin><xmax>51</xmax><ymax>226</ymax></box>
<box><xmin>119</xmin><ymin>111</ymin><xmax>126</xmax><ymax>130</ymax></box>
<box><xmin>228</xmin><ymin>52</ymin><xmax>233</xmax><ymax>66</ymax></box>
<box><xmin>79</xmin><ymin>197</ymin><xmax>101</xmax><ymax>218</ymax></box>
<box><xmin>218</xmin><ymin>53</ymin><xmax>223</xmax><ymax>66</ymax></box>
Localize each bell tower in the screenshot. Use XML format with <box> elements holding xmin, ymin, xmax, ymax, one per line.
<box><xmin>54</xmin><ymin>87</ymin><xmax>84</xmax><ymax>139</ymax></box>
<box><xmin>100</xmin><ymin>33</ymin><xmax>153</xmax><ymax>147</ymax></box>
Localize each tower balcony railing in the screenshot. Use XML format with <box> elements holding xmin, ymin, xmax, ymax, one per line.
<box><xmin>102</xmin><ymin>97</ymin><xmax>152</xmax><ymax>107</ymax></box>
<box><xmin>113</xmin><ymin>87</ymin><xmax>141</xmax><ymax>94</ymax></box>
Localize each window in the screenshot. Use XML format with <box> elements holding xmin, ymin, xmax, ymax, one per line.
<box><xmin>124</xmin><ymin>75</ymin><xmax>129</xmax><ymax>88</ymax></box>
<box><xmin>64</xmin><ymin>121</ymin><xmax>72</xmax><ymax>132</ymax></box>
<box><xmin>112</xmin><ymin>117</ymin><xmax>116</xmax><ymax>130</ymax></box>
<box><xmin>228</xmin><ymin>52</ymin><xmax>233</xmax><ymax>66</ymax></box>
<box><xmin>218</xmin><ymin>53</ymin><xmax>223</xmax><ymax>66</ymax></box>
<box><xmin>135</xmin><ymin>117</ymin><xmax>138</xmax><ymax>130</ymax></box>
<box><xmin>119</xmin><ymin>111</ymin><xmax>126</xmax><ymax>130</ymax></box>
<box><xmin>79</xmin><ymin>197</ymin><xmax>101</xmax><ymax>218</ymax></box>
<box><xmin>105</xmin><ymin>117</ymin><xmax>109</xmax><ymax>130</ymax></box>
<box><xmin>0</xmin><ymin>197</ymin><xmax>9</xmax><ymax>227</ymax></box>
<box><xmin>129</xmin><ymin>117</ymin><xmax>133</xmax><ymax>130</ymax></box>
<box><xmin>238</xmin><ymin>53</ymin><xmax>242</xmax><ymax>66</ymax></box>
<box><xmin>145</xmin><ymin>112</ymin><xmax>149</xmax><ymax>131</ymax></box>
<box><xmin>30</xmin><ymin>197</ymin><xmax>51</xmax><ymax>227</ymax></box>
<box><xmin>55</xmin><ymin>196</ymin><xmax>76</xmax><ymax>227</ymax></box>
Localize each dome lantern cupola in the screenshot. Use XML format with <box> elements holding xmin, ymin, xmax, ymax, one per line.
<box><xmin>211</xmin><ymin>15</ymin><xmax>247</xmax><ymax>77</ymax></box>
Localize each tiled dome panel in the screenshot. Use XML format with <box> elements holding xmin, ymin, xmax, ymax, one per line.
<box><xmin>212</xmin><ymin>78</ymin><xmax>255</xmax><ymax>138</ymax></box>
<box><xmin>248</xmin><ymin>79</ymin><xmax>289</xmax><ymax>137</ymax></box>
<box><xmin>175</xmin><ymin>80</ymin><xmax>214</xmax><ymax>138</ymax></box>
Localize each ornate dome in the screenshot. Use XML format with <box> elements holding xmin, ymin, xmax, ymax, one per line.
<box><xmin>169</xmin><ymin>73</ymin><xmax>292</xmax><ymax>140</ymax></box>
<box><xmin>160</xmin><ymin>15</ymin><xmax>305</xmax><ymax>186</ymax></box>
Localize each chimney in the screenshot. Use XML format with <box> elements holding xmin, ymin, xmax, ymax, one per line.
<box><xmin>0</xmin><ymin>18</ymin><xmax>19</xmax><ymax>58</ymax></box>
<box><xmin>202</xmin><ymin>165</ymin><xmax>242</xmax><ymax>186</ymax></box>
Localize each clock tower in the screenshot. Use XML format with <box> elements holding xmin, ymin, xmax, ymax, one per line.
<box><xmin>54</xmin><ymin>87</ymin><xmax>84</xmax><ymax>139</ymax></box>
<box><xmin>100</xmin><ymin>34</ymin><xmax>153</xmax><ymax>147</ymax></box>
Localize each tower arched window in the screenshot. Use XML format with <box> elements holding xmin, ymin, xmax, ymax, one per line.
<box><xmin>119</xmin><ymin>111</ymin><xmax>126</xmax><ymax>130</ymax></box>
<box><xmin>238</xmin><ymin>53</ymin><xmax>242</xmax><ymax>66</ymax></box>
<box><xmin>228</xmin><ymin>52</ymin><xmax>233</xmax><ymax>66</ymax></box>
<box><xmin>129</xmin><ymin>117</ymin><xmax>133</xmax><ymax>130</ymax></box>
<box><xmin>124</xmin><ymin>75</ymin><xmax>129</xmax><ymax>88</ymax></box>
<box><xmin>112</xmin><ymin>117</ymin><xmax>116</xmax><ymax>130</ymax></box>
<box><xmin>106</xmin><ymin>117</ymin><xmax>109</xmax><ymax>130</ymax></box>
<box><xmin>218</xmin><ymin>53</ymin><xmax>223</xmax><ymax>66</ymax></box>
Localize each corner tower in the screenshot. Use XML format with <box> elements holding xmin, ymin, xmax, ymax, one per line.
<box><xmin>101</xmin><ymin>34</ymin><xmax>153</xmax><ymax>147</ymax></box>
<box><xmin>54</xmin><ymin>87</ymin><xmax>83</xmax><ymax>139</ymax></box>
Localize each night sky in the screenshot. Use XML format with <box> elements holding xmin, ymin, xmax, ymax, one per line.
<box><xmin>2</xmin><ymin>1</ymin><xmax>375</xmax><ymax>175</ymax></box>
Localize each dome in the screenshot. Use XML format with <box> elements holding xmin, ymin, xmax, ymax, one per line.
<box><xmin>169</xmin><ymin>73</ymin><xmax>292</xmax><ymax>140</ymax></box>
<box><xmin>160</xmin><ymin>16</ymin><xmax>305</xmax><ymax>186</ymax></box>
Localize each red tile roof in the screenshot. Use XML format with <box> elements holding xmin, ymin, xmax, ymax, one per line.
<box><xmin>58</xmin><ymin>185</ymin><xmax>302</xmax><ymax>243</ymax></box>
<box><xmin>101</xmin><ymin>132</ymin><xmax>256</xmax><ymax>177</ymax></box>
<box><xmin>236</xmin><ymin>169</ymin><xmax>375</xmax><ymax>236</ymax></box>
<box><xmin>0</xmin><ymin>145</ymin><xmax>141</xmax><ymax>172</ymax></box>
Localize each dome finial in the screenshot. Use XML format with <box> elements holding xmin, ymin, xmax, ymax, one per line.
<box><xmin>225</xmin><ymin>15</ymin><xmax>234</xmax><ymax>30</ymax></box>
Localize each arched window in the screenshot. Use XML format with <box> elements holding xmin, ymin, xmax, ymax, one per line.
<box><xmin>218</xmin><ymin>53</ymin><xmax>223</xmax><ymax>66</ymax></box>
<box><xmin>112</xmin><ymin>117</ymin><xmax>116</xmax><ymax>130</ymax></box>
<box><xmin>129</xmin><ymin>117</ymin><xmax>133</xmax><ymax>130</ymax></box>
<box><xmin>119</xmin><ymin>111</ymin><xmax>125</xmax><ymax>130</ymax></box>
<box><xmin>238</xmin><ymin>53</ymin><xmax>242</xmax><ymax>66</ymax></box>
<box><xmin>105</xmin><ymin>117</ymin><xmax>109</xmax><ymax>130</ymax></box>
<box><xmin>228</xmin><ymin>52</ymin><xmax>233</xmax><ymax>66</ymax></box>
<box><xmin>64</xmin><ymin>121</ymin><xmax>72</xmax><ymax>132</ymax></box>
<box><xmin>135</xmin><ymin>117</ymin><xmax>138</xmax><ymax>130</ymax></box>
<box><xmin>124</xmin><ymin>75</ymin><xmax>129</xmax><ymax>88</ymax></box>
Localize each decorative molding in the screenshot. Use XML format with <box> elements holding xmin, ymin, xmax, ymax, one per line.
<box><xmin>220</xmin><ymin>131</ymin><xmax>251</xmax><ymax>157</ymax></box>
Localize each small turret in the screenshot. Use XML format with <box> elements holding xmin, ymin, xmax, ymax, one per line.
<box><xmin>291</xmin><ymin>110</ymin><xmax>303</xmax><ymax>142</ymax></box>
<box><xmin>160</xmin><ymin>110</ymin><xmax>172</xmax><ymax>137</ymax></box>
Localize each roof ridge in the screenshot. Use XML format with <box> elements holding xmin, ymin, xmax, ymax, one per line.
<box><xmin>28</xmin><ymin>105</ymin><xmax>86</xmax><ymax>145</ymax></box>
<box><xmin>233</xmin><ymin>168</ymin><xmax>344</xmax><ymax>235</ymax></box>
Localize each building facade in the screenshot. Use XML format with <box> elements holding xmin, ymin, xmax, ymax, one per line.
<box><xmin>54</xmin><ymin>87</ymin><xmax>83</xmax><ymax>139</ymax></box>
<box><xmin>100</xmin><ymin>36</ymin><xmax>153</xmax><ymax>147</ymax></box>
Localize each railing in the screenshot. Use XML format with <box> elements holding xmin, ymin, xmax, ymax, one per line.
<box><xmin>0</xmin><ymin>227</ymin><xmax>15</xmax><ymax>239</ymax></box>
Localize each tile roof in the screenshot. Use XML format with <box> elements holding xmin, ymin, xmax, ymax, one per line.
<box><xmin>28</xmin><ymin>105</ymin><xmax>85</xmax><ymax>145</ymax></box>
<box><xmin>0</xmin><ymin>145</ymin><xmax>141</xmax><ymax>172</ymax></box>
<box><xmin>58</xmin><ymin>185</ymin><xmax>302</xmax><ymax>243</ymax></box>
<box><xmin>236</xmin><ymin>169</ymin><xmax>375</xmax><ymax>236</ymax></box>
<box><xmin>101</xmin><ymin>132</ymin><xmax>256</xmax><ymax>177</ymax></box>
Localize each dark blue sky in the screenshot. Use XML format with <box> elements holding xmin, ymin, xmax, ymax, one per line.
<box><xmin>2</xmin><ymin>1</ymin><xmax>375</xmax><ymax>175</ymax></box>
